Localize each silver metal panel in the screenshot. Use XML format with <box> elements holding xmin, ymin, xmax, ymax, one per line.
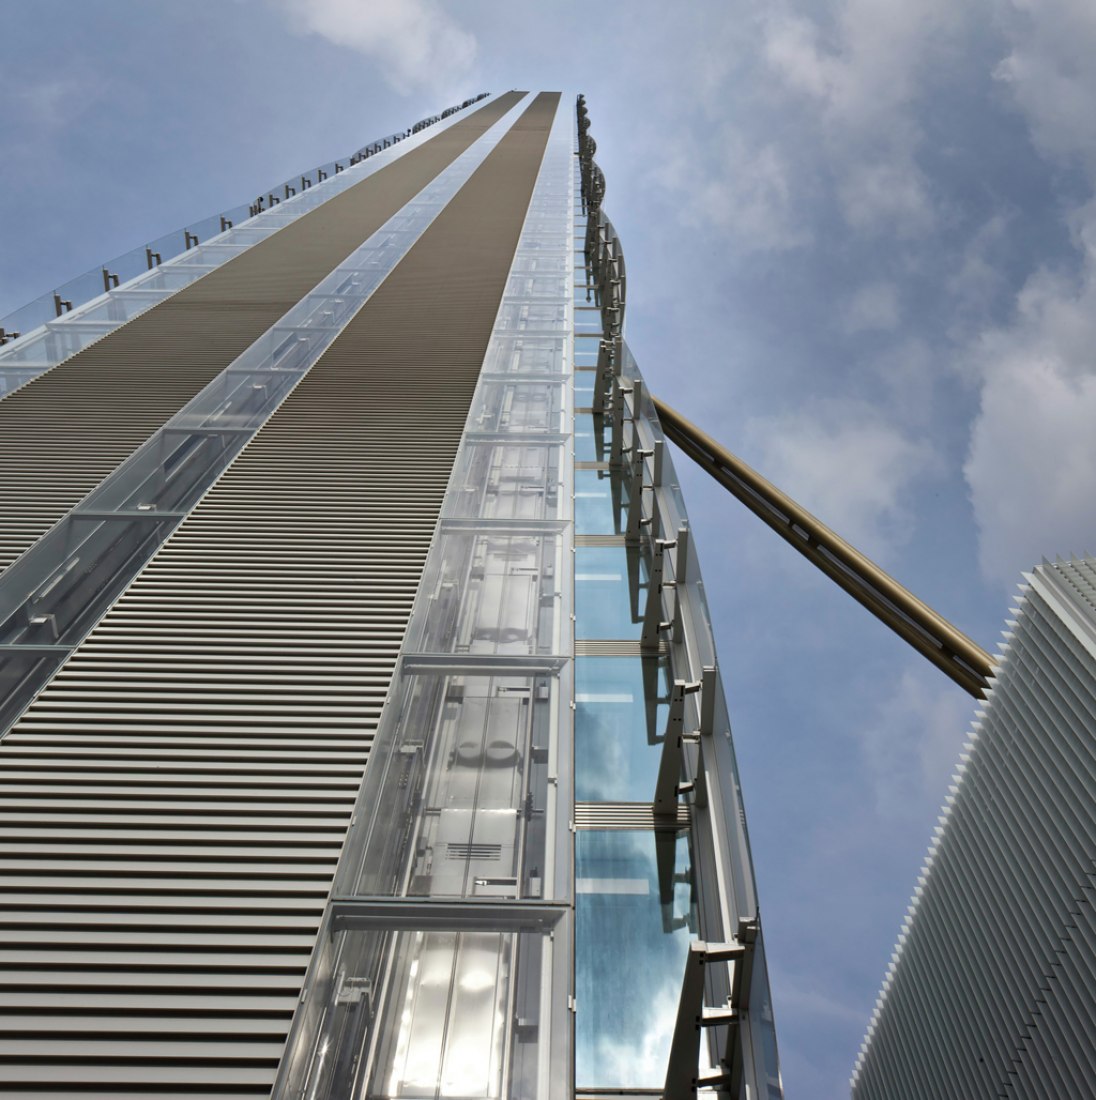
<box><xmin>853</xmin><ymin>558</ymin><xmax>1096</xmax><ymax>1099</ymax></box>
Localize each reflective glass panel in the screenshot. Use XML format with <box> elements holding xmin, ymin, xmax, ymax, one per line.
<box><xmin>574</xmin><ymin>656</ymin><xmax>671</xmax><ymax>802</ymax></box>
<box><xmin>574</xmin><ymin>546</ymin><xmax>647</xmax><ymax>640</ymax></box>
<box><xmin>573</xmin><ymin>469</ymin><xmax>622</xmax><ymax>535</ymax></box>
<box><xmin>573</xmin><ymin>412</ymin><xmax>606</xmax><ymax>462</ymax></box>
<box><xmin>575</xmin><ymin>829</ymin><xmax>697</xmax><ymax>1087</ymax></box>
<box><xmin>573</xmin><ymin>372</ymin><xmax>595</xmax><ymax>405</ymax></box>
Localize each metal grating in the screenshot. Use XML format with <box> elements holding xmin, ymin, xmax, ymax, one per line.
<box><xmin>0</xmin><ymin>92</ymin><xmax>526</xmax><ymax>574</ymax></box>
<box><xmin>574</xmin><ymin>534</ymin><xmax>627</xmax><ymax>547</ymax></box>
<box><xmin>0</xmin><ymin>92</ymin><xmax>559</xmax><ymax>1095</ymax></box>
<box><xmin>574</xmin><ymin>801</ymin><xmax>692</xmax><ymax>829</ymax></box>
<box><xmin>574</xmin><ymin>639</ymin><xmax>669</xmax><ymax>656</ymax></box>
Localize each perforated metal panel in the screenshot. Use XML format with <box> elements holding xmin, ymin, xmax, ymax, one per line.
<box><xmin>0</xmin><ymin>92</ymin><xmax>559</xmax><ymax>1096</ymax></box>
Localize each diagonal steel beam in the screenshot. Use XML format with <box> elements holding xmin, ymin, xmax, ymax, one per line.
<box><xmin>652</xmin><ymin>395</ymin><xmax>994</xmax><ymax>698</ymax></box>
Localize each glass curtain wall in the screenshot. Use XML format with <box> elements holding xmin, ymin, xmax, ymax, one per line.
<box><xmin>571</xmin><ymin>96</ymin><xmax>783</xmax><ymax>1099</ymax></box>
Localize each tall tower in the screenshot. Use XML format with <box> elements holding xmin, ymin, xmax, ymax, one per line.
<box><xmin>0</xmin><ymin>93</ymin><xmax>780</xmax><ymax>1097</ymax></box>
<box><xmin>853</xmin><ymin>557</ymin><xmax>1096</xmax><ymax>1098</ymax></box>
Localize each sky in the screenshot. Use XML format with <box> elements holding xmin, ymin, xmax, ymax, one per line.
<box><xmin>2</xmin><ymin>1</ymin><xmax>1096</xmax><ymax>1096</ymax></box>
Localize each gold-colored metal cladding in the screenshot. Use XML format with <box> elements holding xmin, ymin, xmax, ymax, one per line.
<box><xmin>651</xmin><ymin>395</ymin><xmax>995</xmax><ymax>698</ymax></box>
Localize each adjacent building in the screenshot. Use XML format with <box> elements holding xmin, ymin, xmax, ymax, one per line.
<box><xmin>853</xmin><ymin>557</ymin><xmax>1096</xmax><ymax>1098</ymax></box>
<box><xmin>0</xmin><ymin>93</ymin><xmax>780</xmax><ymax>1098</ymax></box>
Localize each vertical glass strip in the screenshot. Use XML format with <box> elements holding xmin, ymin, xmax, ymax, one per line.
<box><xmin>571</xmin><ymin>95</ymin><xmax>783</xmax><ymax>1097</ymax></box>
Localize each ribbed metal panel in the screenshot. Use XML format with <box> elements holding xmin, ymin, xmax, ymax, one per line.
<box><xmin>852</xmin><ymin>558</ymin><xmax>1096</xmax><ymax>1099</ymax></box>
<box><xmin>0</xmin><ymin>92</ymin><xmax>525</xmax><ymax>574</ymax></box>
<box><xmin>0</xmin><ymin>92</ymin><xmax>558</xmax><ymax>1095</ymax></box>
<box><xmin>574</xmin><ymin>640</ymin><xmax>669</xmax><ymax>656</ymax></box>
<box><xmin>574</xmin><ymin>534</ymin><xmax>627</xmax><ymax>547</ymax></box>
<box><xmin>574</xmin><ymin>802</ymin><xmax>692</xmax><ymax>829</ymax></box>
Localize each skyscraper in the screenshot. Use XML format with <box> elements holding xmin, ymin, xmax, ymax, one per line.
<box><xmin>852</xmin><ymin>557</ymin><xmax>1096</xmax><ymax>1098</ymax></box>
<box><xmin>0</xmin><ymin>93</ymin><xmax>780</xmax><ymax>1098</ymax></box>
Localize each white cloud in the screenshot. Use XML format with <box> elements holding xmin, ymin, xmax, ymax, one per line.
<box><xmin>763</xmin><ymin>0</ymin><xmax>957</xmax><ymax>130</ymax></box>
<box><xmin>656</xmin><ymin>129</ymin><xmax>811</xmax><ymax>253</ymax></box>
<box><xmin>855</xmin><ymin>665</ymin><xmax>973</xmax><ymax>818</ymax></box>
<box><xmin>995</xmin><ymin>0</ymin><xmax>1096</xmax><ymax>170</ymax></box>
<box><xmin>842</xmin><ymin>281</ymin><xmax>901</xmax><ymax>333</ymax></box>
<box><xmin>964</xmin><ymin>198</ymin><xmax>1096</xmax><ymax>583</ymax></box>
<box><xmin>951</xmin><ymin>3</ymin><xmax>1096</xmax><ymax>585</ymax></box>
<box><xmin>837</xmin><ymin>155</ymin><xmax>935</xmax><ymax>236</ymax></box>
<box><xmin>277</xmin><ymin>0</ymin><xmax>477</xmax><ymax>96</ymax></box>
<box><xmin>762</xmin><ymin>14</ymin><xmax>838</xmax><ymax>103</ymax></box>
<box><xmin>761</xmin><ymin>0</ymin><xmax>962</xmax><ymax>236</ymax></box>
<box><xmin>745</xmin><ymin>401</ymin><xmax>940</xmax><ymax>560</ymax></box>
<box><xmin>945</xmin><ymin>212</ymin><xmax>1012</xmax><ymax>330</ymax></box>
<box><xmin>591</xmin><ymin>981</ymin><xmax>679</xmax><ymax>1085</ymax></box>
<box><xmin>966</xmin><ymin>360</ymin><xmax>1096</xmax><ymax>582</ymax></box>
<box><xmin>0</xmin><ymin>71</ymin><xmax>109</xmax><ymax>136</ymax></box>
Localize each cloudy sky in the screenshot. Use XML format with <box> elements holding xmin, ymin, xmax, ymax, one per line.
<box><xmin>3</xmin><ymin>1</ymin><xmax>1095</xmax><ymax>1095</ymax></box>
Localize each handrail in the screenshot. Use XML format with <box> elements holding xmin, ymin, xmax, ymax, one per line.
<box><xmin>0</xmin><ymin>93</ymin><xmax>491</xmax><ymax>347</ymax></box>
<box><xmin>651</xmin><ymin>396</ymin><xmax>995</xmax><ymax>698</ymax></box>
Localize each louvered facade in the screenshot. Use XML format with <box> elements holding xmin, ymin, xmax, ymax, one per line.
<box><xmin>0</xmin><ymin>92</ymin><xmax>781</xmax><ymax>1098</ymax></box>
<box><xmin>852</xmin><ymin>558</ymin><xmax>1096</xmax><ymax>1099</ymax></box>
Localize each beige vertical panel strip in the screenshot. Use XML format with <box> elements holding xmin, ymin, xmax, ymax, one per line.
<box><xmin>0</xmin><ymin>92</ymin><xmax>527</xmax><ymax>574</ymax></box>
<box><xmin>0</xmin><ymin>92</ymin><xmax>559</xmax><ymax>1096</ymax></box>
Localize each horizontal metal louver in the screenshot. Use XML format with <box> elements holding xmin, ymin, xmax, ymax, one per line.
<box><xmin>0</xmin><ymin>92</ymin><xmax>558</xmax><ymax>1095</ymax></box>
<box><xmin>0</xmin><ymin>92</ymin><xmax>525</xmax><ymax>574</ymax></box>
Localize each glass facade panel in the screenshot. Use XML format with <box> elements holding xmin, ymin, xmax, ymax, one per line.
<box><xmin>73</xmin><ymin>288</ymin><xmax>172</xmax><ymax>325</ymax></box>
<box><xmin>573</xmin><ymin>411</ymin><xmax>605</xmax><ymax>462</ymax></box>
<box><xmin>0</xmin><ymin>366</ymin><xmax>40</xmax><ymax>395</ymax></box>
<box><xmin>507</xmin><ymin>273</ymin><xmax>570</xmax><ymax>299</ymax></box>
<box><xmin>469</xmin><ymin>379</ymin><xmax>567</xmax><ymax>435</ymax></box>
<box><xmin>480</xmin><ymin>336</ymin><xmax>567</xmax><ymax>376</ymax></box>
<box><xmin>574</xmin><ymin>468</ymin><xmax>623</xmax><ymax>535</ymax></box>
<box><xmin>289</xmin><ymin>916</ymin><xmax>567</xmax><ymax>1100</ymax></box>
<box><xmin>573</xmin><ymin>371</ymin><xmax>595</xmax><ymax>405</ymax></box>
<box><xmin>573</xmin><ymin>344</ymin><xmax>599</xmax><ymax>367</ymax></box>
<box><xmin>497</xmin><ymin>300</ymin><xmax>568</xmax><ymax>335</ymax></box>
<box><xmin>406</xmin><ymin>530</ymin><xmax>563</xmax><ymax>657</ymax></box>
<box><xmin>574</xmin><ymin>545</ymin><xmax>647</xmax><ymax>639</ymax></box>
<box><xmin>574</xmin><ymin>307</ymin><xmax>603</xmax><ymax>334</ymax></box>
<box><xmin>508</xmin><ymin>254</ymin><xmax>570</xmax><ymax>276</ymax></box>
<box><xmin>575</xmin><ymin>656</ymin><xmax>671</xmax><ymax>802</ymax></box>
<box><xmin>339</xmin><ymin>668</ymin><xmax>563</xmax><ymax>902</ymax></box>
<box><xmin>444</xmin><ymin>442</ymin><xmax>565</xmax><ymax>522</ymax></box>
<box><xmin>575</xmin><ymin>829</ymin><xmax>697</xmax><ymax>1088</ymax></box>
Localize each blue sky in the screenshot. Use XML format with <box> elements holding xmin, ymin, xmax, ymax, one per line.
<box><xmin>3</xmin><ymin>1</ymin><xmax>1096</xmax><ymax>1095</ymax></box>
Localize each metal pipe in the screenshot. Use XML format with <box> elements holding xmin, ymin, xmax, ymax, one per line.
<box><xmin>651</xmin><ymin>395</ymin><xmax>994</xmax><ymax>698</ymax></box>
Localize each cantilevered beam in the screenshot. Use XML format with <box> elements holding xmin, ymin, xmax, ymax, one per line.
<box><xmin>652</xmin><ymin>396</ymin><xmax>994</xmax><ymax>698</ymax></box>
